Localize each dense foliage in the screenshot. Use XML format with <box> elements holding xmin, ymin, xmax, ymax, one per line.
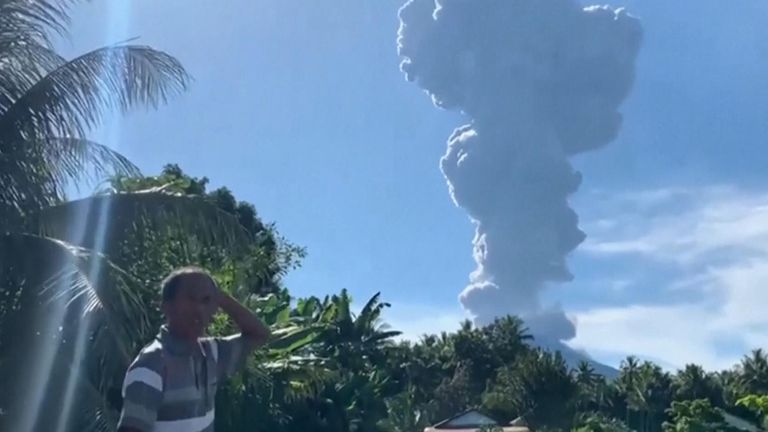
<box><xmin>2</xmin><ymin>2</ymin><xmax>768</xmax><ymax>432</ymax></box>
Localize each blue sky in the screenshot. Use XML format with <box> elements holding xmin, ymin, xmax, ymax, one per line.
<box><xmin>61</xmin><ymin>0</ymin><xmax>768</xmax><ymax>371</ymax></box>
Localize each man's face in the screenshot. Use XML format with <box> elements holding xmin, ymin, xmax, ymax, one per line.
<box><xmin>163</xmin><ymin>274</ymin><xmax>218</xmax><ymax>339</ymax></box>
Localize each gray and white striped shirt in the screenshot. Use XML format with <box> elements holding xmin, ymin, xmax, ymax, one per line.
<box><xmin>118</xmin><ymin>326</ymin><xmax>252</xmax><ymax>432</ymax></box>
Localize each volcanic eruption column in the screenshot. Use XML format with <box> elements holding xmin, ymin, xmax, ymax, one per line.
<box><xmin>397</xmin><ymin>0</ymin><xmax>642</xmax><ymax>340</ymax></box>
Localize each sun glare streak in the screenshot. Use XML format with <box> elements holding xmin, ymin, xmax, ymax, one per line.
<box><xmin>14</xmin><ymin>281</ymin><xmax>70</xmax><ymax>432</ymax></box>
<box><xmin>54</xmin><ymin>198</ymin><xmax>112</xmax><ymax>432</ymax></box>
<box><xmin>53</xmin><ymin>3</ymin><xmax>132</xmax><ymax>431</ymax></box>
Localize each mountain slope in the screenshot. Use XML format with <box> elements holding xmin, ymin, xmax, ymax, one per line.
<box><xmin>531</xmin><ymin>336</ymin><xmax>619</xmax><ymax>379</ymax></box>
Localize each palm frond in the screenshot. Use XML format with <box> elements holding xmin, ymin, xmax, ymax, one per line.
<box><xmin>355</xmin><ymin>292</ymin><xmax>390</xmax><ymax>334</ymax></box>
<box><xmin>0</xmin><ymin>155</ymin><xmax>61</xmax><ymax>218</ymax></box>
<box><xmin>31</xmin><ymin>189</ymin><xmax>253</xmax><ymax>256</ymax></box>
<box><xmin>0</xmin><ymin>232</ymin><xmax>150</xmax><ymax>428</ymax></box>
<box><xmin>39</xmin><ymin>137</ymin><xmax>139</xmax><ymax>186</ymax></box>
<box><xmin>0</xmin><ymin>138</ymin><xmax>139</xmax><ymax>215</ymax></box>
<box><xmin>0</xmin><ymin>35</ymin><xmax>65</xmax><ymax>111</ymax></box>
<box><xmin>357</xmin><ymin>292</ymin><xmax>381</xmax><ymax>322</ymax></box>
<box><xmin>0</xmin><ymin>0</ymin><xmax>73</xmax><ymax>46</ymax></box>
<box><xmin>0</xmin><ymin>232</ymin><xmax>150</xmax><ymax>345</ymax></box>
<box><xmin>0</xmin><ymin>44</ymin><xmax>190</xmax><ymax>141</ymax></box>
<box><xmin>363</xmin><ymin>330</ymin><xmax>402</xmax><ymax>344</ymax></box>
<box><xmin>268</xmin><ymin>358</ymin><xmax>336</xmax><ymax>403</ymax></box>
<box><xmin>268</xmin><ymin>325</ymin><xmax>323</xmax><ymax>353</ymax></box>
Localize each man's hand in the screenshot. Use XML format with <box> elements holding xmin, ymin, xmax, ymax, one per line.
<box><xmin>216</xmin><ymin>291</ymin><xmax>271</xmax><ymax>347</ymax></box>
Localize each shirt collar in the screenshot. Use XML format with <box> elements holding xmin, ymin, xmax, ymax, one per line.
<box><xmin>157</xmin><ymin>325</ymin><xmax>203</xmax><ymax>357</ymax></box>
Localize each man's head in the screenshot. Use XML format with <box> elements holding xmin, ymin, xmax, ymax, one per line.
<box><xmin>161</xmin><ymin>267</ymin><xmax>219</xmax><ymax>340</ymax></box>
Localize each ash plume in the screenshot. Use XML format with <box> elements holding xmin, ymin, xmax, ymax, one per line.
<box><xmin>397</xmin><ymin>0</ymin><xmax>642</xmax><ymax>340</ymax></box>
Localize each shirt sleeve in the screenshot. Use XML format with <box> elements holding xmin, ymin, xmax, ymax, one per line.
<box><xmin>117</xmin><ymin>353</ymin><xmax>164</xmax><ymax>432</ymax></box>
<box><xmin>213</xmin><ymin>334</ymin><xmax>256</xmax><ymax>380</ymax></box>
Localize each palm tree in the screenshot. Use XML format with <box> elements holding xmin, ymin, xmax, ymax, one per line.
<box><xmin>738</xmin><ymin>349</ymin><xmax>768</xmax><ymax>395</ymax></box>
<box><xmin>619</xmin><ymin>356</ymin><xmax>641</xmax><ymax>390</ymax></box>
<box><xmin>716</xmin><ymin>369</ymin><xmax>742</xmax><ymax>408</ymax></box>
<box><xmin>575</xmin><ymin>361</ymin><xmax>600</xmax><ymax>387</ymax></box>
<box><xmin>0</xmin><ymin>1</ymin><xmax>262</xmax><ymax>430</ymax></box>
<box><xmin>619</xmin><ymin>356</ymin><xmax>641</xmax><ymax>427</ymax></box>
<box><xmin>482</xmin><ymin>315</ymin><xmax>533</xmax><ymax>362</ymax></box>
<box><xmin>213</xmin><ymin>291</ymin><xmax>330</xmax><ymax>432</ymax></box>
<box><xmin>483</xmin><ymin>350</ymin><xmax>578</xmax><ymax>430</ymax></box>
<box><xmin>674</xmin><ymin>364</ymin><xmax>705</xmax><ymax>399</ymax></box>
<box><xmin>673</xmin><ymin>364</ymin><xmax>721</xmax><ymax>405</ymax></box>
<box><xmin>310</xmin><ymin>290</ymin><xmax>401</xmax><ymax>364</ymax></box>
<box><xmin>629</xmin><ymin>362</ymin><xmax>672</xmax><ymax>432</ymax></box>
<box><xmin>574</xmin><ymin>361</ymin><xmax>603</xmax><ymax>411</ymax></box>
<box><xmin>378</xmin><ymin>384</ymin><xmax>432</xmax><ymax>432</ymax></box>
<box><xmin>292</xmin><ymin>290</ymin><xmax>404</xmax><ymax>432</ymax></box>
<box><xmin>618</xmin><ymin>357</ymin><xmax>673</xmax><ymax>431</ymax></box>
<box><xmin>0</xmin><ymin>1</ymin><xmax>189</xmax><ymax>213</ymax></box>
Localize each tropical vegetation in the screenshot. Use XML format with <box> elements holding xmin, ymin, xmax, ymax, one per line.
<box><xmin>1</xmin><ymin>1</ymin><xmax>768</xmax><ymax>432</ymax></box>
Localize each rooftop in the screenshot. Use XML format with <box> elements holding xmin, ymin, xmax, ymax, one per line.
<box><xmin>424</xmin><ymin>409</ymin><xmax>531</xmax><ymax>432</ymax></box>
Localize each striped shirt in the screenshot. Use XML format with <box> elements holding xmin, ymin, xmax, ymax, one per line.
<box><xmin>118</xmin><ymin>326</ymin><xmax>253</xmax><ymax>432</ymax></box>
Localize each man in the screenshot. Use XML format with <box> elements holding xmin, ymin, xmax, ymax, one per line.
<box><xmin>117</xmin><ymin>267</ymin><xmax>270</xmax><ymax>432</ymax></box>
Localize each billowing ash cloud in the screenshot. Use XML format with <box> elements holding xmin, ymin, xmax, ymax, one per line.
<box><xmin>398</xmin><ymin>0</ymin><xmax>642</xmax><ymax>340</ymax></box>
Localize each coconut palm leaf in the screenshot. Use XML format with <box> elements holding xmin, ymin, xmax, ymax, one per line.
<box><xmin>267</xmin><ymin>325</ymin><xmax>323</xmax><ymax>353</ymax></box>
<box><xmin>31</xmin><ymin>189</ymin><xmax>253</xmax><ymax>254</ymax></box>
<box><xmin>0</xmin><ymin>41</ymin><xmax>189</xmax><ymax>213</ymax></box>
<box><xmin>363</xmin><ymin>330</ymin><xmax>402</xmax><ymax>344</ymax></box>
<box><xmin>355</xmin><ymin>292</ymin><xmax>397</xmax><ymax>336</ymax></box>
<box><xmin>0</xmin><ymin>0</ymin><xmax>73</xmax><ymax>45</ymax></box>
<box><xmin>0</xmin><ymin>44</ymin><xmax>190</xmax><ymax>142</ymax></box>
<box><xmin>0</xmin><ymin>232</ymin><xmax>151</xmax><ymax>430</ymax></box>
<box><xmin>36</xmin><ymin>137</ymin><xmax>139</xmax><ymax>186</ymax></box>
<box><xmin>1</xmin><ymin>138</ymin><xmax>139</xmax><ymax>216</ymax></box>
<box><xmin>0</xmin><ymin>37</ymin><xmax>65</xmax><ymax>110</ymax></box>
<box><xmin>0</xmin><ymin>232</ymin><xmax>150</xmax><ymax>348</ymax></box>
<box><xmin>355</xmin><ymin>291</ymin><xmax>383</xmax><ymax>332</ymax></box>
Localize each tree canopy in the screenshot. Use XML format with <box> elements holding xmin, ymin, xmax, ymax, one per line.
<box><xmin>1</xmin><ymin>2</ymin><xmax>767</xmax><ymax>432</ymax></box>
